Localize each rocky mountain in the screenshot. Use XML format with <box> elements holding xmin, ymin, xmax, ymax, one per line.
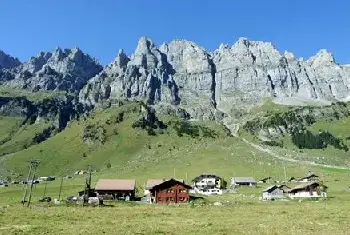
<box><xmin>79</xmin><ymin>37</ymin><xmax>350</xmax><ymax>121</ymax></box>
<box><xmin>0</xmin><ymin>94</ymin><xmax>84</xmax><ymax>130</ymax></box>
<box><xmin>1</xmin><ymin>37</ymin><xmax>350</xmax><ymax>123</ymax></box>
<box><xmin>0</xmin><ymin>48</ymin><xmax>102</xmax><ymax>92</ymax></box>
<box><xmin>0</xmin><ymin>50</ymin><xmax>21</xmax><ymax>69</ymax></box>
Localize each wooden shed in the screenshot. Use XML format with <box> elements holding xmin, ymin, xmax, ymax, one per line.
<box><xmin>149</xmin><ymin>179</ymin><xmax>191</xmax><ymax>204</ymax></box>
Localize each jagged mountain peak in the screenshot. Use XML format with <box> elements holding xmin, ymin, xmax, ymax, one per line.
<box><xmin>134</xmin><ymin>37</ymin><xmax>157</xmax><ymax>53</ymax></box>
<box><xmin>308</xmin><ymin>49</ymin><xmax>335</xmax><ymax>67</ymax></box>
<box><xmin>80</xmin><ymin>37</ymin><xmax>350</xmax><ymax>118</ymax></box>
<box><xmin>1</xmin><ymin>47</ymin><xmax>103</xmax><ymax>92</ymax></box>
<box><xmin>0</xmin><ymin>50</ymin><xmax>21</xmax><ymax>69</ymax></box>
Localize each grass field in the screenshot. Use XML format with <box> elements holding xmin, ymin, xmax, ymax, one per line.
<box><xmin>0</xmin><ymin>86</ymin><xmax>67</xmax><ymax>102</ymax></box>
<box><xmin>0</xmin><ymin>170</ymin><xmax>350</xmax><ymax>235</ymax></box>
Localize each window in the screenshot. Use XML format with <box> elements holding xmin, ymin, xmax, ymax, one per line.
<box><xmin>166</xmin><ymin>197</ymin><xmax>170</xmax><ymax>202</ymax></box>
<box><xmin>179</xmin><ymin>197</ymin><xmax>184</xmax><ymax>201</ymax></box>
<box><xmin>170</xmin><ymin>197</ymin><xmax>174</xmax><ymax>201</ymax></box>
<box><xmin>158</xmin><ymin>197</ymin><xmax>162</xmax><ymax>201</ymax></box>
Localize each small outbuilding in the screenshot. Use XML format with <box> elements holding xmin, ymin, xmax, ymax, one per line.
<box><xmin>231</xmin><ymin>177</ymin><xmax>256</xmax><ymax>188</ymax></box>
<box><xmin>149</xmin><ymin>179</ymin><xmax>191</xmax><ymax>204</ymax></box>
<box><xmin>258</xmin><ymin>177</ymin><xmax>274</xmax><ymax>184</ymax></box>
<box><xmin>288</xmin><ymin>182</ymin><xmax>327</xmax><ymax>199</ymax></box>
<box><xmin>95</xmin><ymin>179</ymin><xmax>136</xmax><ymax>201</ymax></box>
<box><xmin>262</xmin><ymin>185</ymin><xmax>284</xmax><ymax>200</ymax></box>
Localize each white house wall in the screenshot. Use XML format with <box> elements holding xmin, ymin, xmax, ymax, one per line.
<box><xmin>288</xmin><ymin>191</ymin><xmax>327</xmax><ymax>199</ymax></box>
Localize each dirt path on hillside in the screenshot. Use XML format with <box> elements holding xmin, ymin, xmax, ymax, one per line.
<box><xmin>225</xmin><ymin>122</ymin><xmax>350</xmax><ymax>170</ymax></box>
<box><xmin>241</xmin><ymin>137</ymin><xmax>350</xmax><ymax>170</ymax></box>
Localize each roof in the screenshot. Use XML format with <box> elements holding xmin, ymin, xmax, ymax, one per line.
<box><xmin>299</xmin><ymin>173</ymin><xmax>319</xmax><ymax>180</ymax></box>
<box><xmin>277</xmin><ymin>184</ymin><xmax>291</xmax><ymax>192</ymax></box>
<box><xmin>277</xmin><ymin>184</ymin><xmax>291</xmax><ymax>189</ymax></box>
<box><xmin>263</xmin><ymin>185</ymin><xmax>279</xmax><ymax>193</ymax></box>
<box><xmin>145</xmin><ymin>179</ymin><xmax>184</xmax><ymax>190</ymax></box>
<box><xmin>259</xmin><ymin>177</ymin><xmax>272</xmax><ymax>181</ymax></box>
<box><xmin>232</xmin><ymin>177</ymin><xmax>256</xmax><ymax>183</ymax></box>
<box><xmin>289</xmin><ymin>182</ymin><xmax>327</xmax><ymax>193</ymax></box>
<box><xmin>95</xmin><ymin>179</ymin><xmax>136</xmax><ymax>191</ymax></box>
<box><xmin>150</xmin><ymin>179</ymin><xmax>192</xmax><ymax>190</ymax></box>
<box><xmin>192</xmin><ymin>174</ymin><xmax>221</xmax><ymax>182</ymax></box>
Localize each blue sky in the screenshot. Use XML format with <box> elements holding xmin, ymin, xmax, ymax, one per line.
<box><xmin>0</xmin><ymin>0</ymin><xmax>349</xmax><ymax>64</ymax></box>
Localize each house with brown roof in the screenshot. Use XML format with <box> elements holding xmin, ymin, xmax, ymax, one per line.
<box><xmin>288</xmin><ymin>182</ymin><xmax>327</xmax><ymax>199</ymax></box>
<box><xmin>144</xmin><ymin>179</ymin><xmax>184</xmax><ymax>196</ymax></box>
<box><xmin>149</xmin><ymin>179</ymin><xmax>191</xmax><ymax>204</ymax></box>
<box><xmin>95</xmin><ymin>179</ymin><xmax>136</xmax><ymax>201</ymax></box>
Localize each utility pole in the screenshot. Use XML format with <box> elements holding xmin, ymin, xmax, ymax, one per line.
<box><xmin>83</xmin><ymin>165</ymin><xmax>92</xmax><ymax>206</ymax></box>
<box><xmin>58</xmin><ymin>176</ymin><xmax>64</xmax><ymax>201</ymax></box>
<box><xmin>43</xmin><ymin>180</ymin><xmax>48</xmax><ymax>197</ymax></box>
<box><xmin>22</xmin><ymin>162</ymin><xmax>33</xmax><ymax>205</ymax></box>
<box><xmin>26</xmin><ymin>160</ymin><xmax>39</xmax><ymax>207</ymax></box>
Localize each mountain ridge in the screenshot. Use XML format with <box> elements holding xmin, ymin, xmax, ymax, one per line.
<box><xmin>1</xmin><ymin>37</ymin><xmax>350</xmax><ymax>124</ymax></box>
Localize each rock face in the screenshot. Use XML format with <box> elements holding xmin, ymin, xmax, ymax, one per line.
<box><xmin>0</xmin><ymin>48</ymin><xmax>102</xmax><ymax>92</ymax></box>
<box><xmin>0</xmin><ymin>50</ymin><xmax>21</xmax><ymax>69</ymax></box>
<box><xmin>2</xmin><ymin>37</ymin><xmax>350</xmax><ymax>121</ymax></box>
<box><xmin>0</xmin><ymin>94</ymin><xmax>84</xmax><ymax>130</ymax></box>
<box><xmin>79</xmin><ymin>37</ymin><xmax>350</xmax><ymax>120</ymax></box>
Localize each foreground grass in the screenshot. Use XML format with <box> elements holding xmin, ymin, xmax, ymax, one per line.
<box><xmin>0</xmin><ymin>161</ymin><xmax>349</xmax><ymax>234</ymax></box>
<box><xmin>0</xmin><ymin>191</ymin><xmax>350</xmax><ymax>235</ymax></box>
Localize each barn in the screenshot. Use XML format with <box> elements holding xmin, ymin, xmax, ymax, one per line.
<box><xmin>231</xmin><ymin>177</ymin><xmax>257</xmax><ymax>187</ymax></box>
<box><xmin>95</xmin><ymin>179</ymin><xmax>136</xmax><ymax>201</ymax></box>
<box><xmin>149</xmin><ymin>179</ymin><xmax>191</xmax><ymax>204</ymax></box>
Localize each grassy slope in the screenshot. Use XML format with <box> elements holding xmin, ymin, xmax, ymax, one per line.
<box><xmin>0</xmin><ymin>100</ymin><xmax>350</xmax><ymax>234</ymax></box>
<box><xmin>0</xmin><ymin>86</ymin><xmax>67</xmax><ymax>102</ymax></box>
<box><xmin>241</xmin><ymin>100</ymin><xmax>350</xmax><ymax>167</ymax></box>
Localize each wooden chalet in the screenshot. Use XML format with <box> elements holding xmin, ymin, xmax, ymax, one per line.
<box><xmin>149</xmin><ymin>179</ymin><xmax>191</xmax><ymax>204</ymax></box>
<box><xmin>288</xmin><ymin>182</ymin><xmax>327</xmax><ymax>199</ymax></box>
<box><xmin>95</xmin><ymin>179</ymin><xmax>136</xmax><ymax>200</ymax></box>
<box><xmin>144</xmin><ymin>179</ymin><xmax>184</xmax><ymax>196</ymax></box>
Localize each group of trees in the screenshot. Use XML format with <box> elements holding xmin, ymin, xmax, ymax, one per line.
<box><xmin>291</xmin><ymin>128</ymin><xmax>348</xmax><ymax>152</ymax></box>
